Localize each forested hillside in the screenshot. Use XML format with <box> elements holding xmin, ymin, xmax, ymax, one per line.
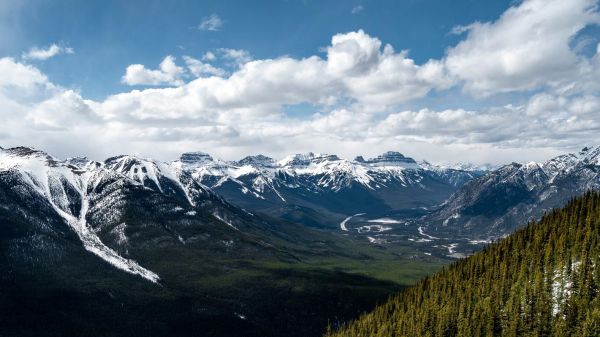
<box><xmin>326</xmin><ymin>191</ymin><xmax>600</xmax><ymax>337</ymax></box>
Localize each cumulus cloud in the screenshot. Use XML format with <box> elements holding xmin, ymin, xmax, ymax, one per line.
<box><xmin>202</xmin><ymin>51</ymin><xmax>216</xmax><ymax>61</ymax></box>
<box><xmin>325</xmin><ymin>30</ymin><xmax>453</xmax><ymax>104</ymax></box>
<box><xmin>445</xmin><ymin>0</ymin><xmax>600</xmax><ymax>96</ymax></box>
<box><xmin>2</xmin><ymin>0</ymin><xmax>600</xmax><ymax>164</ymax></box>
<box><xmin>0</xmin><ymin>57</ymin><xmax>50</xmax><ymax>90</ymax></box>
<box><xmin>26</xmin><ymin>90</ymin><xmax>98</xmax><ymax>130</ymax></box>
<box><xmin>22</xmin><ymin>43</ymin><xmax>74</xmax><ymax>60</ymax></box>
<box><xmin>198</xmin><ymin>14</ymin><xmax>223</xmax><ymax>31</ymax></box>
<box><xmin>218</xmin><ymin>48</ymin><xmax>252</xmax><ymax>67</ymax></box>
<box><xmin>122</xmin><ymin>55</ymin><xmax>185</xmax><ymax>86</ymax></box>
<box><xmin>183</xmin><ymin>56</ymin><xmax>226</xmax><ymax>77</ymax></box>
<box><xmin>119</xmin><ymin>30</ymin><xmax>450</xmax><ymax>109</ymax></box>
<box><xmin>3</xmin><ymin>50</ymin><xmax>599</xmax><ymax>163</ymax></box>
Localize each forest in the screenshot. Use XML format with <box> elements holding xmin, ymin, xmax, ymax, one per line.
<box><xmin>326</xmin><ymin>191</ymin><xmax>600</xmax><ymax>337</ymax></box>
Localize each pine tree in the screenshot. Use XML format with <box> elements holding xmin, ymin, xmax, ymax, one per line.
<box><xmin>325</xmin><ymin>192</ymin><xmax>600</xmax><ymax>337</ymax></box>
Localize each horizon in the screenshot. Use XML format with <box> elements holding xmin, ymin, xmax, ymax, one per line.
<box><xmin>1</xmin><ymin>0</ymin><xmax>599</xmax><ymax>164</ymax></box>
<box><xmin>1</xmin><ymin>142</ymin><xmax>597</xmax><ymax>168</ymax></box>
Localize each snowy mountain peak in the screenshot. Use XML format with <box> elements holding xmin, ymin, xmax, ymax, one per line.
<box><xmin>536</xmin><ymin>146</ymin><xmax>600</xmax><ymax>179</ymax></box>
<box><xmin>420</xmin><ymin>160</ymin><xmax>496</xmax><ymax>172</ymax></box>
<box><xmin>3</xmin><ymin>146</ymin><xmax>54</xmax><ymax>160</ymax></box>
<box><xmin>360</xmin><ymin>151</ymin><xmax>418</xmax><ymax>168</ymax></box>
<box><xmin>236</xmin><ymin>155</ymin><xmax>276</xmax><ymax>168</ymax></box>
<box><xmin>104</xmin><ymin>155</ymin><xmax>177</xmax><ymax>194</ymax></box>
<box><xmin>278</xmin><ymin>153</ymin><xmax>340</xmax><ymax>167</ymax></box>
<box><xmin>65</xmin><ymin>156</ymin><xmax>94</xmax><ymax>169</ymax></box>
<box><xmin>0</xmin><ymin>146</ymin><xmax>64</xmax><ymax>172</ymax></box>
<box><xmin>354</xmin><ymin>155</ymin><xmax>366</xmax><ymax>163</ymax></box>
<box><xmin>580</xmin><ymin>146</ymin><xmax>591</xmax><ymax>155</ymax></box>
<box><xmin>180</xmin><ymin>151</ymin><xmax>213</xmax><ymax>164</ymax></box>
<box><xmin>577</xmin><ymin>146</ymin><xmax>600</xmax><ymax>164</ymax></box>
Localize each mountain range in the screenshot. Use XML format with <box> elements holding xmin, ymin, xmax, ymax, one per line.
<box><xmin>424</xmin><ymin>146</ymin><xmax>600</xmax><ymax>239</ymax></box>
<box><xmin>2</xmin><ymin>144</ymin><xmax>600</xmax><ymax>336</ymax></box>
<box><xmin>0</xmin><ymin>145</ymin><xmax>442</xmax><ymax>336</ymax></box>
<box><xmin>174</xmin><ymin>150</ymin><xmax>486</xmax><ymax>229</ymax></box>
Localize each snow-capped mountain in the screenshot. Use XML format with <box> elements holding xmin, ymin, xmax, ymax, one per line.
<box><xmin>0</xmin><ymin>147</ymin><xmax>162</xmax><ymax>282</ymax></box>
<box><xmin>171</xmin><ymin>151</ymin><xmax>486</xmax><ymax>227</ymax></box>
<box><xmin>0</xmin><ymin>146</ymin><xmax>487</xmax><ymax>282</ymax></box>
<box><xmin>426</xmin><ymin>146</ymin><xmax>600</xmax><ymax>239</ymax></box>
<box><xmin>0</xmin><ymin>146</ymin><xmax>307</xmax><ymax>284</ymax></box>
<box><xmin>2</xmin><ymin>146</ymin><xmax>430</xmax><ymax>337</ymax></box>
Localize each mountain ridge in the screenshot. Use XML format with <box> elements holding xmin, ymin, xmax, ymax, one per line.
<box><xmin>2</xmin><ymin>145</ymin><xmax>487</xmax><ymax>231</ymax></box>
<box><xmin>424</xmin><ymin>145</ymin><xmax>600</xmax><ymax>239</ymax></box>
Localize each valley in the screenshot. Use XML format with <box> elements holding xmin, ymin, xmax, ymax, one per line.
<box><xmin>1</xmin><ymin>145</ymin><xmax>599</xmax><ymax>336</ymax></box>
<box><xmin>326</xmin><ymin>191</ymin><xmax>600</xmax><ymax>336</ymax></box>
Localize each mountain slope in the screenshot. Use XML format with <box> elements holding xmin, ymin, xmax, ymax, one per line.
<box><xmin>0</xmin><ymin>146</ymin><xmax>448</xmax><ymax>337</ymax></box>
<box><xmin>0</xmin><ymin>147</ymin><xmax>287</xmax><ymax>282</ymax></box>
<box><xmin>326</xmin><ymin>191</ymin><xmax>600</xmax><ymax>337</ymax></box>
<box><xmin>425</xmin><ymin>146</ymin><xmax>600</xmax><ymax>239</ymax></box>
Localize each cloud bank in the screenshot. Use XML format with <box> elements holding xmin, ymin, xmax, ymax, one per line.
<box><xmin>1</xmin><ymin>0</ymin><xmax>599</xmax><ymax>165</ymax></box>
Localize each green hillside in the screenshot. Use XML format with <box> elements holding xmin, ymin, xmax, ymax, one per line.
<box><xmin>325</xmin><ymin>191</ymin><xmax>600</xmax><ymax>337</ymax></box>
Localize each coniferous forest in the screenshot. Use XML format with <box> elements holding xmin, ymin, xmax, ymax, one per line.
<box><xmin>325</xmin><ymin>191</ymin><xmax>600</xmax><ymax>337</ymax></box>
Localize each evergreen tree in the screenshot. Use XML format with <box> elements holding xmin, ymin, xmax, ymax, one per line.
<box><xmin>326</xmin><ymin>191</ymin><xmax>600</xmax><ymax>337</ymax></box>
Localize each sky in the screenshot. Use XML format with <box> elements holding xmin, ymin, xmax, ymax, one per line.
<box><xmin>0</xmin><ymin>0</ymin><xmax>599</xmax><ymax>164</ymax></box>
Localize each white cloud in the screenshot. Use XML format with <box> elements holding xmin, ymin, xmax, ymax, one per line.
<box><xmin>122</xmin><ymin>55</ymin><xmax>185</xmax><ymax>86</ymax></box>
<box><xmin>22</xmin><ymin>43</ymin><xmax>74</xmax><ymax>60</ymax></box>
<box><xmin>445</xmin><ymin>0</ymin><xmax>600</xmax><ymax>96</ymax></box>
<box><xmin>26</xmin><ymin>90</ymin><xmax>98</xmax><ymax>130</ymax></box>
<box><xmin>202</xmin><ymin>51</ymin><xmax>216</xmax><ymax>61</ymax></box>
<box><xmin>0</xmin><ymin>49</ymin><xmax>600</xmax><ymax>162</ymax></box>
<box><xmin>326</xmin><ymin>30</ymin><xmax>382</xmax><ymax>75</ymax></box>
<box><xmin>183</xmin><ymin>56</ymin><xmax>226</xmax><ymax>77</ymax></box>
<box><xmin>351</xmin><ymin>5</ymin><xmax>364</xmax><ymax>14</ymax></box>
<box><xmin>448</xmin><ymin>23</ymin><xmax>477</xmax><ymax>36</ymax></box>
<box><xmin>198</xmin><ymin>14</ymin><xmax>223</xmax><ymax>31</ymax></box>
<box><xmin>218</xmin><ymin>48</ymin><xmax>252</xmax><ymax>66</ymax></box>
<box><xmin>325</xmin><ymin>30</ymin><xmax>453</xmax><ymax>104</ymax></box>
<box><xmin>114</xmin><ymin>30</ymin><xmax>448</xmax><ymax>117</ymax></box>
<box><xmin>2</xmin><ymin>0</ymin><xmax>600</xmax><ymax>164</ymax></box>
<box><xmin>1</xmin><ymin>52</ymin><xmax>598</xmax><ymax>164</ymax></box>
<box><xmin>0</xmin><ymin>57</ymin><xmax>49</xmax><ymax>90</ymax></box>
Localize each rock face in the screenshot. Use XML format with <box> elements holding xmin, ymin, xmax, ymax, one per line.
<box><xmin>425</xmin><ymin>146</ymin><xmax>600</xmax><ymax>239</ymax></box>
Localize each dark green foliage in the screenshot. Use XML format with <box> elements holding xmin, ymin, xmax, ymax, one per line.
<box><xmin>326</xmin><ymin>191</ymin><xmax>600</xmax><ymax>337</ymax></box>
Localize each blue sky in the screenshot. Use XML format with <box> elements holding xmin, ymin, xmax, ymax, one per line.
<box><xmin>0</xmin><ymin>0</ymin><xmax>599</xmax><ymax>164</ymax></box>
<box><xmin>3</xmin><ymin>0</ymin><xmax>512</xmax><ymax>100</ymax></box>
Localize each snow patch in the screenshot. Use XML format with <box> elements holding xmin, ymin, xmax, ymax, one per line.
<box><xmin>418</xmin><ymin>226</ymin><xmax>439</xmax><ymax>240</ymax></box>
<box><xmin>213</xmin><ymin>213</ymin><xmax>239</xmax><ymax>230</ymax></box>
<box><xmin>367</xmin><ymin>236</ymin><xmax>387</xmax><ymax>244</ymax></box>
<box><xmin>357</xmin><ymin>225</ymin><xmax>392</xmax><ymax>233</ymax></box>
<box><xmin>340</xmin><ymin>213</ymin><xmax>365</xmax><ymax>231</ymax></box>
<box><xmin>367</xmin><ymin>218</ymin><xmax>402</xmax><ymax>224</ymax></box>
